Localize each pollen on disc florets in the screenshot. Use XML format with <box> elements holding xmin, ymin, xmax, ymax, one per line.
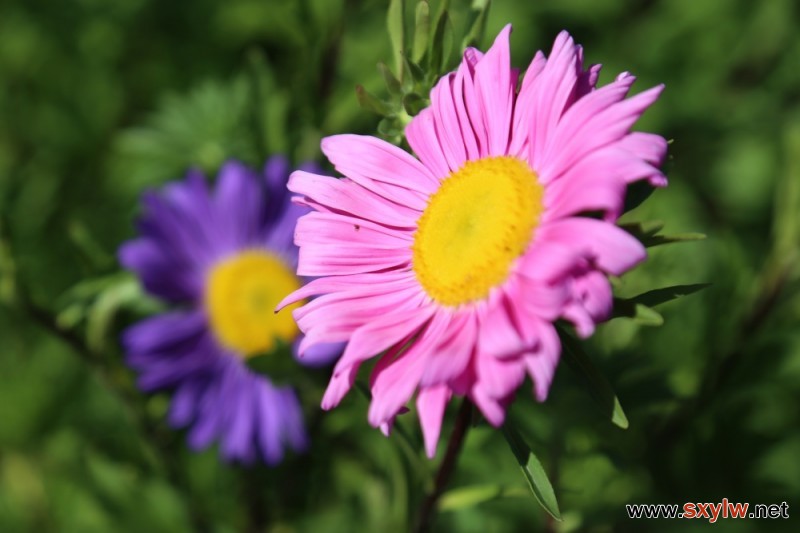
<box><xmin>412</xmin><ymin>156</ymin><xmax>544</xmax><ymax>307</ymax></box>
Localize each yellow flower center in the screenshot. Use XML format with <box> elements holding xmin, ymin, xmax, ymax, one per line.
<box><xmin>205</xmin><ymin>250</ymin><xmax>303</xmax><ymax>357</ymax></box>
<box><xmin>412</xmin><ymin>156</ymin><xmax>544</xmax><ymax>307</ymax></box>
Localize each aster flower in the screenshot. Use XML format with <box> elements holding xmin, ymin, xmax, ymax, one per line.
<box><xmin>120</xmin><ymin>157</ymin><xmax>341</xmax><ymax>464</ymax></box>
<box><xmin>280</xmin><ymin>26</ymin><xmax>667</xmax><ymax>458</ymax></box>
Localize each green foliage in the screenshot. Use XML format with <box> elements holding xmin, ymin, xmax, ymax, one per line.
<box><xmin>1</xmin><ymin>0</ymin><xmax>800</xmax><ymax>532</ymax></box>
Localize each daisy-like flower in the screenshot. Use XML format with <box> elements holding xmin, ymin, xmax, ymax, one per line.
<box><xmin>280</xmin><ymin>26</ymin><xmax>667</xmax><ymax>457</ymax></box>
<box><xmin>120</xmin><ymin>157</ymin><xmax>341</xmax><ymax>464</ymax></box>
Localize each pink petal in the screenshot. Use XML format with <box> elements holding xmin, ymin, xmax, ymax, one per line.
<box><xmin>476</xmin><ymin>292</ymin><xmax>527</xmax><ymax>358</ymax></box>
<box><xmin>453</xmin><ymin>55</ymin><xmax>482</xmax><ymax>160</ymax></box>
<box><xmin>544</xmin><ymin>145</ymin><xmax>661</xmax><ymax>220</ymax></box>
<box><xmin>516</xmin><ymin>239</ymin><xmax>582</xmax><ymax>282</ymax></box>
<box><xmin>419</xmin><ymin>310</ymin><xmax>477</xmax><ymax>387</ymax></box>
<box><xmin>508</xmin><ymin>50</ymin><xmax>546</xmax><ymax>157</ymax></box>
<box><xmin>509</xmin><ymin>272</ymin><xmax>570</xmax><ymax>322</ymax></box>
<box><xmin>459</xmin><ymin>47</ymin><xmax>489</xmax><ymax>158</ymax></box>
<box><xmin>473</xmin><ymin>24</ymin><xmax>515</xmax><ymax>156</ymax></box>
<box><xmin>469</xmin><ymin>386</ymin><xmax>508</xmax><ymax>427</ymax></box>
<box><xmin>406</xmin><ymin>108</ymin><xmax>451</xmax><ymax>178</ymax></box>
<box><xmin>417</xmin><ymin>384</ymin><xmax>452</xmax><ymax>458</ymax></box>
<box><xmin>321</xmin><ymin>363</ymin><xmax>359</xmax><ymax>409</ymax></box>
<box><xmin>295</xmin><ymin>211</ymin><xmax>412</xmax><ymax>249</ymax></box>
<box><xmin>474</xmin><ymin>349</ymin><xmax>527</xmax><ymax>400</ymax></box>
<box><xmin>430</xmin><ymin>73</ymin><xmax>468</xmax><ymax>169</ymax></box>
<box><xmin>288</xmin><ymin>171</ymin><xmax>419</xmax><ymax>228</ymax></box>
<box><xmin>297</xmin><ymin>243</ymin><xmax>410</xmax><ymax>276</ymax></box>
<box><xmin>520</xmin><ymin>320</ymin><xmax>561</xmax><ymax>401</ymax></box>
<box><xmin>617</xmin><ymin>132</ymin><xmax>669</xmax><ymax>186</ymax></box>
<box><xmin>527</xmin><ymin>31</ymin><xmax>582</xmax><ymax>168</ymax></box>
<box><xmin>367</xmin><ymin>348</ymin><xmax>427</xmax><ymax>427</ymax></box>
<box><xmin>335</xmin><ymin>305</ymin><xmax>435</xmax><ymax>373</ymax></box>
<box><xmin>367</xmin><ymin>312</ymin><xmax>451</xmax><ymax>426</ymax></box>
<box><xmin>276</xmin><ymin>270</ymin><xmax>413</xmax><ymax>310</ymax></box>
<box><xmin>536</xmin><ymin>218</ymin><xmax>646</xmax><ymax>275</ymax></box>
<box><xmin>321</xmin><ymin>135</ymin><xmax>437</xmax><ymax>208</ymax></box>
<box><xmin>541</xmin><ymin>79</ymin><xmax>664</xmax><ymax>181</ymax></box>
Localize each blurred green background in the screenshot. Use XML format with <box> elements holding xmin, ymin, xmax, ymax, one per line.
<box><xmin>1</xmin><ymin>0</ymin><xmax>799</xmax><ymax>531</ymax></box>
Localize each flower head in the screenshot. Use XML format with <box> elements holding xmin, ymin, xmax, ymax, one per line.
<box><xmin>280</xmin><ymin>26</ymin><xmax>667</xmax><ymax>457</ymax></box>
<box><xmin>120</xmin><ymin>157</ymin><xmax>341</xmax><ymax>464</ymax></box>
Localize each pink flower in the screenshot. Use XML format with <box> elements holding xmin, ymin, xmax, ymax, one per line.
<box><xmin>279</xmin><ymin>26</ymin><xmax>667</xmax><ymax>457</ymax></box>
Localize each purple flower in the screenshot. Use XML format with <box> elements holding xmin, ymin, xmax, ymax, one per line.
<box><xmin>120</xmin><ymin>157</ymin><xmax>341</xmax><ymax>464</ymax></box>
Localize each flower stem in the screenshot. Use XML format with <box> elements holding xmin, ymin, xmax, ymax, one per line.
<box><xmin>413</xmin><ymin>398</ymin><xmax>473</xmax><ymax>533</ymax></box>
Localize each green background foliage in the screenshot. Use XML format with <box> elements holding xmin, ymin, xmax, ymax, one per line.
<box><xmin>1</xmin><ymin>0</ymin><xmax>799</xmax><ymax>531</ymax></box>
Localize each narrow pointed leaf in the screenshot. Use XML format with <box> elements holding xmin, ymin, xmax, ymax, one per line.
<box><xmin>619</xmin><ymin>283</ymin><xmax>711</xmax><ymax>310</ymax></box>
<box><xmin>378</xmin><ymin>61</ymin><xmax>403</xmax><ymax>97</ymax></box>
<box><xmin>356</xmin><ymin>85</ymin><xmax>391</xmax><ymax>116</ymax></box>
<box><xmin>502</xmin><ymin>422</ymin><xmax>562</xmax><ymax>520</ymax></box>
<box><xmin>620</xmin><ymin>221</ymin><xmax>706</xmax><ymax>248</ymax></box>
<box><xmin>611</xmin><ymin>298</ymin><xmax>664</xmax><ymax>326</ymax></box>
<box><xmin>387</xmin><ymin>0</ymin><xmax>406</xmax><ymax>81</ymax></box>
<box><xmin>621</xmin><ymin>221</ymin><xmax>706</xmax><ymax>247</ymax></box>
<box><xmin>558</xmin><ymin>326</ymin><xmax>629</xmax><ymax>429</ymax></box>
<box><xmin>429</xmin><ymin>11</ymin><xmax>455</xmax><ymax>74</ymax></box>
<box><xmin>412</xmin><ymin>1</ymin><xmax>430</xmax><ymax>63</ymax></box>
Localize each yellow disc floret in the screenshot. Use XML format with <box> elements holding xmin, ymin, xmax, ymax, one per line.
<box><xmin>205</xmin><ymin>250</ymin><xmax>303</xmax><ymax>357</ymax></box>
<box><xmin>412</xmin><ymin>156</ymin><xmax>544</xmax><ymax>307</ymax></box>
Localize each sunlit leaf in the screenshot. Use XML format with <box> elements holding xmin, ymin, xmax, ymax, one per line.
<box><xmin>501</xmin><ymin>422</ymin><xmax>562</xmax><ymax>520</ymax></box>
<box><xmin>439</xmin><ymin>484</ymin><xmax>527</xmax><ymax>511</ymax></box>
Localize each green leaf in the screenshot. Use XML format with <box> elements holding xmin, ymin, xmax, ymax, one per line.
<box><xmin>428</xmin><ymin>3</ymin><xmax>452</xmax><ymax>74</ymax></box>
<box><xmin>86</xmin><ymin>277</ymin><xmax>142</xmax><ymax>353</ymax></box>
<box><xmin>620</xmin><ymin>283</ymin><xmax>710</xmax><ymax>309</ymax></box>
<box><xmin>558</xmin><ymin>327</ymin><xmax>629</xmax><ymax>429</ymax></box>
<box><xmin>620</xmin><ymin>221</ymin><xmax>706</xmax><ymax>248</ymax></box>
<box><xmin>412</xmin><ymin>1</ymin><xmax>430</xmax><ymax>63</ymax></box>
<box><xmin>378</xmin><ymin>61</ymin><xmax>403</xmax><ymax>97</ymax></box>
<box><xmin>355</xmin><ymin>85</ymin><xmax>391</xmax><ymax>116</ymax></box>
<box><xmin>402</xmin><ymin>93</ymin><xmax>427</xmax><ymax>116</ymax></box>
<box><xmin>387</xmin><ymin>0</ymin><xmax>406</xmax><ymax>80</ymax></box>
<box><xmin>439</xmin><ymin>484</ymin><xmax>527</xmax><ymax>511</ymax></box>
<box><xmin>462</xmin><ymin>0</ymin><xmax>491</xmax><ymax>49</ymax></box>
<box><xmin>501</xmin><ymin>422</ymin><xmax>562</xmax><ymax>521</ymax></box>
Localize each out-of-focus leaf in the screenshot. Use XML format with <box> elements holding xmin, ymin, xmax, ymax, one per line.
<box><xmin>429</xmin><ymin>10</ymin><xmax>454</xmax><ymax>74</ymax></box>
<box><xmin>387</xmin><ymin>0</ymin><xmax>406</xmax><ymax>81</ymax></box>
<box><xmin>619</xmin><ymin>283</ymin><xmax>711</xmax><ymax>310</ymax></box>
<box><xmin>403</xmin><ymin>57</ymin><xmax>426</xmax><ymax>84</ymax></box>
<box><xmin>501</xmin><ymin>422</ymin><xmax>562</xmax><ymax>521</ymax></box>
<box><xmin>620</xmin><ymin>221</ymin><xmax>706</xmax><ymax>247</ymax></box>
<box><xmin>402</xmin><ymin>93</ymin><xmax>427</xmax><ymax>116</ymax></box>
<box><xmin>559</xmin><ymin>327</ymin><xmax>629</xmax><ymax>429</ymax></box>
<box><xmin>86</xmin><ymin>277</ymin><xmax>145</xmax><ymax>353</ymax></box>
<box><xmin>412</xmin><ymin>1</ymin><xmax>430</xmax><ymax>63</ymax></box>
<box><xmin>462</xmin><ymin>0</ymin><xmax>491</xmax><ymax>49</ymax></box>
<box><xmin>356</xmin><ymin>85</ymin><xmax>391</xmax><ymax>116</ymax></box>
<box><xmin>378</xmin><ymin>61</ymin><xmax>403</xmax><ymax>97</ymax></box>
<box><xmin>439</xmin><ymin>484</ymin><xmax>527</xmax><ymax>511</ymax></box>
